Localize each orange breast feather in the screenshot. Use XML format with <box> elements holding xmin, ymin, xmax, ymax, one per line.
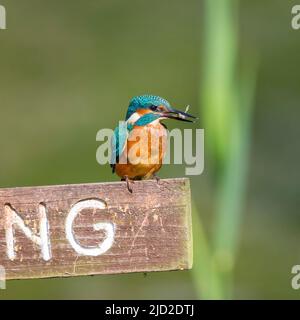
<box><xmin>115</xmin><ymin>122</ymin><xmax>167</xmax><ymax>180</ymax></box>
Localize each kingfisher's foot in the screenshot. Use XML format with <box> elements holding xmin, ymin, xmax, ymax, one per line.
<box><xmin>153</xmin><ymin>173</ymin><xmax>160</xmax><ymax>184</ymax></box>
<box><xmin>122</xmin><ymin>176</ymin><xmax>133</xmax><ymax>193</ymax></box>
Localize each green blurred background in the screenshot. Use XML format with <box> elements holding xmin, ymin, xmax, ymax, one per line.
<box><xmin>0</xmin><ymin>0</ymin><xmax>299</xmax><ymax>299</ymax></box>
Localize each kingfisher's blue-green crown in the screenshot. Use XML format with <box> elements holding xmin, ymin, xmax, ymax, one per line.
<box><xmin>125</xmin><ymin>95</ymin><xmax>171</xmax><ymax>120</ymax></box>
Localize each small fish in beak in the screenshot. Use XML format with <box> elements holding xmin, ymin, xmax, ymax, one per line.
<box><xmin>161</xmin><ymin>105</ymin><xmax>197</xmax><ymax>123</ymax></box>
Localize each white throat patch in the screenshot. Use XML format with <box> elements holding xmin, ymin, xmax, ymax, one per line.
<box><xmin>126</xmin><ymin>112</ymin><xmax>141</xmax><ymax>124</ymax></box>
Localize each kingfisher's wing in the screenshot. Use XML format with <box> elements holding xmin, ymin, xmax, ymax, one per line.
<box><xmin>111</xmin><ymin>122</ymin><xmax>130</xmax><ymax>173</ymax></box>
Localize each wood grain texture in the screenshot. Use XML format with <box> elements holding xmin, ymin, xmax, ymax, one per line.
<box><xmin>0</xmin><ymin>178</ymin><xmax>192</xmax><ymax>280</ymax></box>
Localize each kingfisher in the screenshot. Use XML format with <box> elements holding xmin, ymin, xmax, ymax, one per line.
<box><xmin>111</xmin><ymin>95</ymin><xmax>196</xmax><ymax>192</ymax></box>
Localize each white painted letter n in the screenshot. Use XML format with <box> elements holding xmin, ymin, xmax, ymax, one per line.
<box><xmin>4</xmin><ymin>204</ymin><xmax>51</xmax><ymax>261</ymax></box>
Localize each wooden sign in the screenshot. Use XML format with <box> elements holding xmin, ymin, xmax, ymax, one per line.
<box><xmin>0</xmin><ymin>178</ymin><xmax>192</xmax><ymax>280</ymax></box>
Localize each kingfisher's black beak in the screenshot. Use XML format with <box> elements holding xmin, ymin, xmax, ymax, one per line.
<box><xmin>162</xmin><ymin>107</ymin><xmax>197</xmax><ymax>123</ymax></box>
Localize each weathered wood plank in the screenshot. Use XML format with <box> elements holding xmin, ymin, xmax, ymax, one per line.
<box><xmin>0</xmin><ymin>178</ymin><xmax>192</xmax><ymax>280</ymax></box>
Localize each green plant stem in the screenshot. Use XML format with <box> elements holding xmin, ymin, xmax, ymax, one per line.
<box><xmin>212</xmin><ymin>58</ymin><xmax>258</xmax><ymax>298</ymax></box>
<box><xmin>192</xmin><ymin>202</ymin><xmax>223</xmax><ymax>299</ymax></box>
<box><xmin>194</xmin><ymin>0</ymin><xmax>258</xmax><ymax>299</ymax></box>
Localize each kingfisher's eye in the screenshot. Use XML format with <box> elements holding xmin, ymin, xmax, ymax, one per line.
<box><xmin>150</xmin><ymin>105</ymin><xmax>157</xmax><ymax>111</ymax></box>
